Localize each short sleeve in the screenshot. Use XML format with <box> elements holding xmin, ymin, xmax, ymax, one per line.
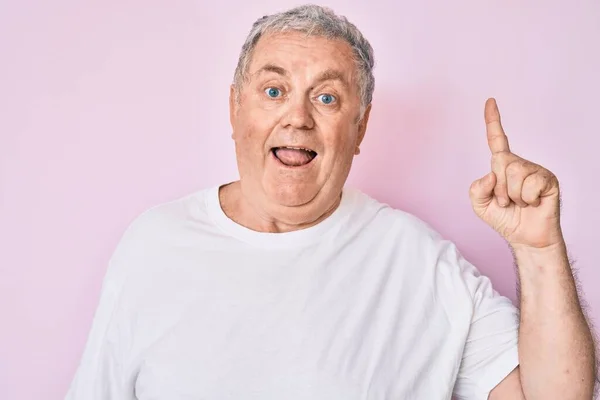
<box><xmin>450</xmin><ymin>246</ymin><xmax>520</xmax><ymax>400</ymax></box>
<box><xmin>64</xmin><ymin>217</ymin><xmax>147</xmax><ymax>400</ymax></box>
<box><xmin>65</xmin><ymin>201</ymin><xmax>188</xmax><ymax>399</ymax></box>
<box><xmin>64</xmin><ymin>276</ymin><xmax>132</xmax><ymax>400</ymax></box>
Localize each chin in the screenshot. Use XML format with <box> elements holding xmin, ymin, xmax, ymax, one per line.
<box><xmin>265</xmin><ymin>181</ymin><xmax>322</xmax><ymax>208</ymax></box>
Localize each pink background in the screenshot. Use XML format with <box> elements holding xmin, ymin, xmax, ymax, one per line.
<box><xmin>1</xmin><ymin>1</ymin><xmax>599</xmax><ymax>399</ymax></box>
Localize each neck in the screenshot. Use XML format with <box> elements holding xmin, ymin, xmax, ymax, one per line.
<box><xmin>218</xmin><ymin>181</ymin><xmax>341</xmax><ymax>233</ymax></box>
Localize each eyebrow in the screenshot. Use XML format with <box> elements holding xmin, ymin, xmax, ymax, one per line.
<box><xmin>254</xmin><ymin>64</ymin><xmax>288</xmax><ymax>77</ymax></box>
<box><xmin>254</xmin><ymin>64</ymin><xmax>349</xmax><ymax>88</ymax></box>
<box><xmin>314</xmin><ymin>69</ymin><xmax>349</xmax><ymax>88</ymax></box>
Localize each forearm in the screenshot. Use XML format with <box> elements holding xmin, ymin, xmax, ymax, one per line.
<box><xmin>514</xmin><ymin>241</ymin><xmax>596</xmax><ymax>399</ymax></box>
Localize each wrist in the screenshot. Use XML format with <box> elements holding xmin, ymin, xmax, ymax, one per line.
<box><xmin>511</xmin><ymin>240</ymin><xmax>571</xmax><ymax>282</ymax></box>
<box><xmin>510</xmin><ymin>240</ymin><xmax>567</xmax><ymax>259</ymax></box>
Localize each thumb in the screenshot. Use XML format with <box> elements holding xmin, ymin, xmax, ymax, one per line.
<box><xmin>469</xmin><ymin>171</ymin><xmax>496</xmax><ymax>207</ymax></box>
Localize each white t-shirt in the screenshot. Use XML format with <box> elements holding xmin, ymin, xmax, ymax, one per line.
<box><xmin>66</xmin><ymin>185</ymin><xmax>519</xmax><ymax>400</ymax></box>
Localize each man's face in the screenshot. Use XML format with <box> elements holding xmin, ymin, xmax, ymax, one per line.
<box><xmin>229</xmin><ymin>31</ymin><xmax>370</xmax><ymax>222</ymax></box>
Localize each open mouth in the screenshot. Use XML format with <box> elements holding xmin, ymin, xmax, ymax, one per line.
<box><xmin>271</xmin><ymin>146</ymin><xmax>318</xmax><ymax>167</ymax></box>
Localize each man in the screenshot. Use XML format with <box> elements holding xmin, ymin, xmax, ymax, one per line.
<box><xmin>66</xmin><ymin>4</ymin><xmax>597</xmax><ymax>399</ymax></box>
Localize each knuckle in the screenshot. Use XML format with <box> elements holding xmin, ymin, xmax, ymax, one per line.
<box><xmin>506</xmin><ymin>159</ymin><xmax>532</xmax><ymax>177</ymax></box>
<box><xmin>536</xmin><ymin>173</ymin><xmax>550</xmax><ymax>185</ymax></box>
<box><xmin>521</xmin><ymin>159</ymin><xmax>536</xmax><ymax>169</ymax></box>
<box><xmin>491</xmin><ymin>151</ymin><xmax>513</xmax><ymax>168</ymax></box>
<box><xmin>505</xmin><ymin>161</ymin><xmax>521</xmax><ymax>176</ymax></box>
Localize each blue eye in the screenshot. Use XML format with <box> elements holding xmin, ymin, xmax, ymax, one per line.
<box><xmin>318</xmin><ymin>94</ymin><xmax>335</xmax><ymax>105</ymax></box>
<box><xmin>265</xmin><ymin>87</ymin><xmax>281</xmax><ymax>98</ymax></box>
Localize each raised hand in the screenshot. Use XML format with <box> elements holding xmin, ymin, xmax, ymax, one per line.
<box><xmin>469</xmin><ymin>98</ymin><xmax>563</xmax><ymax>249</ymax></box>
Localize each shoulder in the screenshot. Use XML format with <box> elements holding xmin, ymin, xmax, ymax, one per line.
<box><xmin>346</xmin><ymin>187</ymin><xmax>445</xmax><ymax>246</ymax></box>
<box><xmin>348</xmin><ymin>187</ymin><xmax>487</xmax><ymax>299</ymax></box>
<box><xmin>122</xmin><ymin>190</ymin><xmax>206</xmax><ymax>243</ymax></box>
<box><xmin>104</xmin><ymin>187</ymin><xmax>214</xmax><ymax>282</ymax></box>
<box><xmin>136</xmin><ymin>186</ymin><xmax>214</xmax><ymax>231</ymax></box>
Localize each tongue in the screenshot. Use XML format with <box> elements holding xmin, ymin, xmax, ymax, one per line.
<box><xmin>274</xmin><ymin>148</ymin><xmax>314</xmax><ymax>166</ymax></box>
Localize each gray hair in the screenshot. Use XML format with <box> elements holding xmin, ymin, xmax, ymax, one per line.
<box><xmin>232</xmin><ymin>4</ymin><xmax>375</xmax><ymax>114</ymax></box>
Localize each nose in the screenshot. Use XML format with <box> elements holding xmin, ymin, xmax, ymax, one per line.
<box><xmin>281</xmin><ymin>96</ymin><xmax>315</xmax><ymax>130</ymax></box>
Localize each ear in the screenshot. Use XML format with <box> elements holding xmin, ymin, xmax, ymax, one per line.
<box><xmin>229</xmin><ymin>85</ymin><xmax>237</xmax><ymax>137</ymax></box>
<box><xmin>355</xmin><ymin>103</ymin><xmax>372</xmax><ymax>153</ymax></box>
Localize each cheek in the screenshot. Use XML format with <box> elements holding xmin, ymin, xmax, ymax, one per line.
<box><xmin>323</xmin><ymin>123</ymin><xmax>359</xmax><ymax>155</ymax></box>
<box><xmin>233</xmin><ymin>117</ymin><xmax>277</xmax><ymax>167</ymax></box>
<box><xmin>235</xmin><ymin>107</ymin><xmax>277</xmax><ymax>143</ymax></box>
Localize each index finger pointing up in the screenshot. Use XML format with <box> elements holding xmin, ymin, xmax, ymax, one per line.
<box><xmin>485</xmin><ymin>97</ymin><xmax>510</xmax><ymax>154</ymax></box>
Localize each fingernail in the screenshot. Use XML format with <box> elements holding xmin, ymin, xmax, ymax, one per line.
<box><xmin>499</xmin><ymin>197</ymin><xmax>508</xmax><ymax>207</ymax></box>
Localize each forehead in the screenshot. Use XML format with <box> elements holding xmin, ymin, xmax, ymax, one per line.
<box><xmin>248</xmin><ymin>31</ymin><xmax>358</xmax><ymax>82</ymax></box>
